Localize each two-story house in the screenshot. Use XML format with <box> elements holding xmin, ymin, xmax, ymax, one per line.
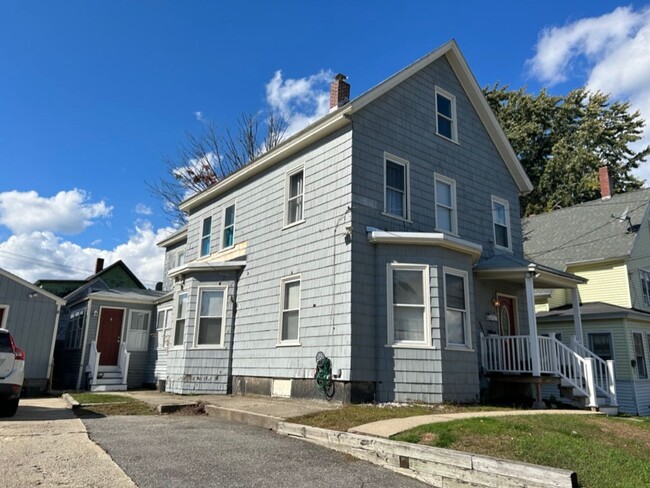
<box><xmin>525</xmin><ymin>168</ymin><xmax>650</xmax><ymax>415</ymax></box>
<box><xmin>153</xmin><ymin>40</ymin><xmax>606</xmax><ymax>408</ymax></box>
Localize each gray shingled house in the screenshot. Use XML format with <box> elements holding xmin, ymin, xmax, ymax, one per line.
<box><xmin>0</xmin><ymin>267</ymin><xmax>65</xmax><ymax>394</ymax></box>
<box><xmin>525</xmin><ymin>170</ymin><xmax>650</xmax><ymax>415</ymax></box>
<box><xmin>153</xmin><ymin>40</ymin><xmax>614</xmax><ymax>408</ymax></box>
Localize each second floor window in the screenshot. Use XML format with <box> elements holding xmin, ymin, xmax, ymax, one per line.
<box><xmin>200</xmin><ymin>216</ymin><xmax>212</xmax><ymax>257</ymax></box>
<box><xmin>222</xmin><ymin>204</ymin><xmax>235</xmax><ymax>249</ymax></box>
<box><xmin>492</xmin><ymin>196</ymin><xmax>511</xmax><ymax>250</ymax></box>
<box><xmin>434</xmin><ymin>173</ymin><xmax>457</xmax><ymax>234</ymax></box>
<box><xmin>640</xmin><ymin>270</ymin><xmax>650</xmax><ymax>304</ymax></box>
<box><xmin>385</xmin><ymin>155</ymin><xmax>409</xmax><ymax>219</ymax></box>
<box><xmin>286</xmin><ymin>169</ymin><xmax>304</xmax><ymax>225</ymax></box>
<box><xmin>435</xmin><ymin>87</ymin><xmax>457</xmax><ymax>142</ymax></box>
<box><xmin>633</xmin><ymin>332</ymin><xmax>648</xmax><ymax>379</ymax></box>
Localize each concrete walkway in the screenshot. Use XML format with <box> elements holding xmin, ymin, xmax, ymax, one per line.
<box><xmin>349</xmin><ymin>408</ymin><xmax>603</xmax><ymax>437</ymax></box>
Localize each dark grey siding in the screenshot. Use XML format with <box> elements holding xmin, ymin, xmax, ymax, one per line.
<box><xmin>0</xmin><ymin>275</ymin><xmax>60</xmax><ymax>392</ymax></box>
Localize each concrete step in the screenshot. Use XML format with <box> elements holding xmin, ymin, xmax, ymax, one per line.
<box><xmin>599</xmin><ymin>405</ymin><xmax>619</xmax><ymax>416</ymax></box>
<box><xmin>97</xmin><ymin>372</ymin><xmax>123</xmax><ymax>380</ymax></box>
<box><xmin>94</xmin><ymin>377</ymin><xmax>124</xmax><ymax>385</ymax></box>
<box><xmin>98</xmin><ymin>365</ymin><xmax>121</xmax><ymax>373</ymax></box>
<box><xmin>90</xmin><ymin>384</ymin><xmax>127</xmax><ymax>392</ymax></box>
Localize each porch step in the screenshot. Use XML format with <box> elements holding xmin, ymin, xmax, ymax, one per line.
<box><xmin>599</xmin><ymin>405</ymin><xmax>619</xmax><ymax>416</ymax></box>
<box><xmin>97</xmin><ymin>371</ymin><xmax>123</xmax><ymax>380</ymax></box>
<box><xmin>94</xmin><ymin>377</ymin><xmax>124</xmax><ymax>385</ymax></box>
<box><xmin>98</xmin><ymin>365</ymin><xmax>121</xmax><ymax>373</ymax></box>
<box><xmin>90</xmin><ymin>384</ymin><xmax>128</xmax><ymax>392</ymax></box>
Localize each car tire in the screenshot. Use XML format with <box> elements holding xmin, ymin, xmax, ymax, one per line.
<box><xmin>0</xmin><ymin>398</ymin><xmax>19</xmax><ymax>417</ymax></box>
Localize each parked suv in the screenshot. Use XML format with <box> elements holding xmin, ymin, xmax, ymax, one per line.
<box><xmin>0</xmin><ymin>329</ymin><xmax>25</xmax><ymax>417</ymax></box>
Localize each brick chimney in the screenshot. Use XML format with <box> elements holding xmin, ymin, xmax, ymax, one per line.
<box><xmin>599</xmin><ymin>166</ymin><xmax>612</xmax><ymax>200</ymax></box>
<box><xmin>95</xmin><ymin>258</ymin><xmax>105</xmax><ymax>274</ymax></box>
<box><xmin>330</xmin><ymin>73</ymin><xmax>350</xmax><ymax>111</ymax></box>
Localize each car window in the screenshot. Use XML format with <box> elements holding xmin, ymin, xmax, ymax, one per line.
<box><xmin>0</xmin><ymin>333</ymin><xmax>12</xmax><ymax>353</ymax></box>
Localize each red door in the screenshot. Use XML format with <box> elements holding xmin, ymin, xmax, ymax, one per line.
<box><xmin>97</xmin><ymin>308</ymin><xmax>124</xmax><ymax>366</ymax></box>
<box><xmin>498</xmin><ymin>295</ymin><xmax>517</xmax><ymax>335</ymax></box>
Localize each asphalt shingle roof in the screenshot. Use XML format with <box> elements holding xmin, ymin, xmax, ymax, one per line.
<box><xmin>522</xmin><ymin>188</ymin><xmax>650</xmax><ymax>270</ymax></box>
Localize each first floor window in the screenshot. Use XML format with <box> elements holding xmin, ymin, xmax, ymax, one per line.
<box><xmin>388</xmin><ymin>264</ymin><xmax>429</xmax><ymax>345</ymax></box>
<box><xmin>196</xmin><ymin>289</ymin><xmax>226</xmax><ymax>346</ymax></box>
<box><xmin>156</xmin><ymin>308</ymin><xmax>172</xmax><ymax>350</ymax></box>
<box><xmin>492</xmin><ymin>196</ymin><xmax>511</xmax><ymax>250</ymax></box>
<box><xmin>588</xmin><ymin>333</ymin><xmax>613</xmax><ymax>361</ymax></box>
<box><xmin>127</xmin><ymin>311</ymin><xmax>150</xmax><ymax>351</ymax></box>
<box><xmin>633</xmin><ymin>332</ymin><xmax>648</xmax><ymax>379</ymax></box>
<box><xmin>65</xmin><ymin>309</ymin><xmax>85</xmax><ymax>350</ymax></box>
<box><xmin>174</xmin><ymin>293</ymin><xmax>187</xmax><ymax>346</ymax></box>
<box><xmin>444</xmin><ymin>269</ymin><xmax>470</xmax><ymax>348</ymax></box>
<box><xmin>279</xmin><ymin>277</ymin><xmax>300</xmax><ymax>343</ymax></box>
<box><xmin>640</xmin><ymin>270</ymin><xmax>650</xmax><ymax>305</ymax></box>
<box><xmin>385</xmin><ymin>156</ymin><xmax>408</xmax><ymax>219</ymax></box>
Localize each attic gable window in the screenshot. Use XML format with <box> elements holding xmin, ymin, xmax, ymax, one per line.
<box><xmin>384</xmin><ymin>154</ymin><xmax>410</xmax><ymax>220</ymax></box>
<box><xmin>435</xmin><ymin>87</ymin><xmax>457</xmax><ymax>142</ymax></box>
<box><xmin>491</xmin><ymin>196</ymin><xmax>511</xmax><ymax>251</ymax></box>
<box><xmin>200</xmin><ymin>216</ymin><xmax>212</xmax><ymax>257</ymax></box>
<box><xmin>640</xmin><ymin>270</ymin><xmax>650</xmax><ymax>305</ymax></box>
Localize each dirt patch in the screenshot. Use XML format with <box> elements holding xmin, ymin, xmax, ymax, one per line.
<box><xmin>171</xmin><ymin>401</ymin><xmax>207</xmax><ymax>416</ymax></box>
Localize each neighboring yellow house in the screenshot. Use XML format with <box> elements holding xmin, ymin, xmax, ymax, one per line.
<box><xmin>524</xmin><ymin>172</ymin><xmax>650</xmax><ymax>416</ymax></box>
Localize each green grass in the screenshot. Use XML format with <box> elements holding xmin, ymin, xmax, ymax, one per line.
<box><xmin>288</xmin><ymin>403</ymin><xmax>511</xmax><ymax>432</ymax></box>
<box><xmin>68</xmin><ymin>392</ymin><xmax>156</xmax><ymax>417</ymax></box>
<box><xmin>392</xmin><ymin>415</ymin><xmax>650</xmax><ymax>488</ymax></box>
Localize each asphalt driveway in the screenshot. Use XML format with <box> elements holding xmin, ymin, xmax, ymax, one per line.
<box><xmin>83</xmin><ymin>415</ymin><xmax>429</xmax><ymax>488</ymax></box>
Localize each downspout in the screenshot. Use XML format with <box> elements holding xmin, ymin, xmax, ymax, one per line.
<box><xmin>226</xmin><ymin>271</ymin><xmax>240</xmax><ymax>394</ymax></box>
<box><xmin>76</xmin><ymin>299</ymin><xmax>93</xmax><ymax>390</ymax></box>
<box><xmin>46</xmin><ymin>303</ymin><xmax>62</xmax><ymax>391</ymax></box>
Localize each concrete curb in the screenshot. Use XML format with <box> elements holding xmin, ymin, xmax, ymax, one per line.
<box><xmin>205</xmin><ymin>404</ymin><xmax>282</xmax><ymax>430</ymax></box>
<box><xmin>62</xmin><ymin>393</ymin><xmax>80</xmax><ymax>410</ymax></box>
<box><xmin>277</xmin><ymin>422</ymin><xmax>578</xmax><ymax>488</ymax></box>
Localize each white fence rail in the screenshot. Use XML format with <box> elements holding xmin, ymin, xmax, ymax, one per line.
<box><xmin>571</xmin><ymin>338</ymin><xmax>617</xmax><ymax>406</ymax></box>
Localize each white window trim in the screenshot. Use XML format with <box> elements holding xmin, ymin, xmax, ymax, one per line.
<box><xmin>221</xmin><ymin>202</ymin><xmax>236</xmax><ymax>251</ymax></box>
<box><xmin>277</xmin><ymin>275</ymin><xmax>301</xmax><ymax>346</ymax></box>
<box><xmin>200</xmin><ymin>216</ymin><xmax>212</xmax><ymax>257</ymax></box>
<box><xmin>283</xmin><ymin>166</ymin><xmax>305</xmax><ymax>229</ymax></box>
<box><xmin>383</xmin><ymin>152</ymin><xmax>411</xmax><ymax>221</ymax></box>
<box><xmin>156</xmin><ymin>306</ymin><xmax>173</xmax><ymax>351</ymax></box>
<box><xmin>443</xmin><ymin>267</ymin><xmax>472</xmax><ymax>350</ymax></box>
<box><xmin>386</xmin><ymin>263</ymin><xmax>432</xmax><ymax>348</ymax></box>
<box><xmin>632</xmin><ymin>331</ymin><xmax>649</xmax><ymax>380</ymax></box>
<box><xmin>435</xmin><ymin>86</ymin><xmax>458</xmax><ymax>143</ymax></box>
<box><xmin>172</xmin><ymin>292</ymin><xmax>188</xmax><ymax>349</ymax></box>
<box><xmin>193</xmin><ymin>286</ymin><xmax>228</xmax><ymax>349</ymax></box>
<box><xmin>0</xmin><ymin>305</ymin><xmax>8</xmax><ymax>329</ymax></box>
<box><xmin>434</xmin><ymin>173</ymin><xmax>458</xmax><ymax>236</ymax></box>
<box><xmin>491</xmin><ymin>195</ymin><xmax>512</xmax><ymax>252</ymax></box>
<box><xmin>640</xmin><ymin>270</ymin><xmax>650</xmax><ymax>305</ymax></box>
<box><xmin>125</xmin><ymin>309</ymin><xmax>151</xmax><ymax>352</ymax></box>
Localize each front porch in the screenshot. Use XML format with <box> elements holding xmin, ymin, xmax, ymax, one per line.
<box><xmin>474</xmin><ymin>256</ymin><xmax>618</xmax><ymax>412</ymax></box>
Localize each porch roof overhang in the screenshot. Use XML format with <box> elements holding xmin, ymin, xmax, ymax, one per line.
<box><xmin>167</xmin><ymin>260</ymin><xmax>247</xmax><ymax>279</ymax></box>
<box><xmin>474</xmin><ymin>254</ymin><xmax>587</xmax><ymax>289</ymax></box>
<box><xmin>367</xmin><ymin>230</ymin><xmax>483</xmax><ymax>262</ymax></box>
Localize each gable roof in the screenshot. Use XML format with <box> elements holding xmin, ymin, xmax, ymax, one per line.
<box><xmin>83</xmin><ymin>260</ymin><xmax>146</xmax><ymax>289</ymax></box>
<box><xmin>0</xmin><ymin>267</ymin><xmax>65</xmax><ymax>305</ymax></box>
<box><xmin>523</xmin><ymin>188</ymin><xmax>650</xmax><ymax>270</ymax></box>
<box><xmin>180</xmin><ymin>40</ymin><xmax>533</xmax><ymax>213</ymax></box>
<box><xmin>157</xmin><ymin>225</ymin><xmax>188</xmax><ymax>248</ymax></box>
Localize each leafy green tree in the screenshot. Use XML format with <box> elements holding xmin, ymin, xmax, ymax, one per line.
<box><xmin>483</xmin><ymin>84</ymin><xmax>649</xmax><ymax>215</ymax></box>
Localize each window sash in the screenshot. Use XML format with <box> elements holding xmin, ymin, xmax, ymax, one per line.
<box><xmin>174</xmin><ymin>294</ymin><xmax>187</xmax><ymax>347</ymax></box>
<box><xmin>444</xmin><ymin>270</ymin><xmax>470</xmax><ymax>347</ymax></box>
<box><xmin>492</xmin><ymin>198</ymin><xmax>510</xmax><ymax>249</ymax></box>
<box><xmin>633</xmin><ymin>332</ymin><xmax>647</xmax><ymax>379</ymax></box>
<box><xmin>385</xmin><ymin>160</ymin><xmax>407</xmax><ymax>218</ymax></box>
<box><xmin>588</xmin><ymin>333</ymin><xmax>613</xmax><ymax>361</ymax></box>
<box><xmin>434</xmin><ymin>176</ymin><xmax>455</xmax><ymax>233</ymax></box>
<box><xmin>641</xmin><ymin>271</ymin><xmax>650</xmax><ymax>304</ymax></box>
<box><xmin>196</xmin><ymin>290</ymin><xmax>225</xmax><ymax>346</ymax></box>
<box><xmin>66</xmin><ymin>310</ymin><xmax>85</xmax><ymax>350</ymax></box>
<box><xmin>200</xmin><ymin>217</ymin><xmax>212</xmax><ymax>256</ymax></box>
<box><xmin>436</xmin><ymin>90</ymin><xmax>456</xmax><ymax>140</ymax></box>
<box><xmin>127</xmin><ymin>311</ymin><xmax>149</xmax><ymax>351</ymax></box>
<box><xmin>287</xmin><ymin>171</ymin><xmax>304</xmax><ymax>224</ymax></box>
<box><xmin>223</xmin><ymin>205</ymin><xmax>235</xmax><ymax>248</ymax></box>
<box><xmin>280</xmin><ymin>278</ymin><xmax>300</xmax><ymax>343</ymax></box>
<box><xmin>388</xmin><ymin>265</ymin><xmax>428</xmax><ymax>345</ymax></box>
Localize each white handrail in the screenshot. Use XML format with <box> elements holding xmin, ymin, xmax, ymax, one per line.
<box><xmin>118</xmin><ymin>341</ymin><xmax>130</xmax><ymax>387</ymax></box>
<box><xmin>87</xmin><ymin>340</ymin><xmax>100</xmax><ymax>386</ymax></box>
<box><xmin>571</xmin><ymin>337</ymin><xmax>617</xmax><ymax>406</ymax></box>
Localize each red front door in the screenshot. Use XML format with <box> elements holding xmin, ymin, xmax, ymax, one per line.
<box><xmin>97</xmin><ymin>308</ymin><xmax>124</xmax><ymax>365</ymax></box>
<box><xmin>497</xmin><ymin>295</ymin><xmax>517</xmax><ymax>336</ymax></box>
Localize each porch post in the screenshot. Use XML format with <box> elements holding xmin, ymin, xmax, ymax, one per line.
<box><xmin>526</xmin><ymin>265</ymin><xmax>541</xmax><ymax>377</ymax></box>
<box><xmin>571</xmin><ymin>287</ymin><xmax>584</xmax><ymax>344</ymax></box>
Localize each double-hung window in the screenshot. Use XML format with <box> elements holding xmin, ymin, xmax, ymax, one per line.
<box><xmin>156</xmin><ymin>308</ymin><xmax>172</xmax><ymax>350</ymax></box>
<box><xmin>444</xmin><ymin>268</ymin><xmax>471</xmax><ymax>348</ymax></box>
<box><xmin>633</xmin><ymin>332</ymin><xmax>648</xmax><ymax>379</ymax></box>
<box><xmin>435</xmin><ymin>87</ymin><xmax>457</xmax><ymax>142</ymax></box>
<box><xmin>65</xmin><ymin>309</ymin><xmax>85</xmax><ymax>350</ymax></box>
<box><xmin>434</xmin><ymin>173</ymin><xmax>457</xmax><ymax>234</ymax></box>
<box><xmin>127</xmin><ymin>310</ymin><xmax>150</xmax><ymax>352</ymax></box>
<box><xmin>195</xmin><ymin>288</ymin><xmax>226</xmax><ymax>347</ymax></box>
<box><xmin>640</xmin><ymin>270</ymin><xmax>650</xmax><ymax>305</ymax></box>
<box><xmin>491</xmin><ymin>196</ymin><xmax>511</xmax><ymax>250</ymax></box>
<box><xmin>286</xmin><ymin>168</ymin><xmax>304</xmax><ymax>226</ymax></box>
<box><xmin>588</xmin><ymin>333</ymin><xmax>613</xmax><ymax>361</ymax></box>
<box><xmin>385</xmin><ymin>154</ymin><xmax>409</xmax><ymax>219</ymax></box>
<box><xmin>388</xmin><ymin>264</ymin><xmax>430</xmax><ymax>345</ymax></box>
<box><xmin>173</xmin><ymin>293</ymin><xmax>187</xmax><ymax>347</ymax></box>
<box><xmin>222</xmin><ymin>204</ymin><xmax>235</xmax><ymax>249</ymax></box>
<box><xmin>279</xmin><ymin>276</ymin><xmax>300</xmax><ymax>344</ymax></box>
<box><xmin>200</xmin><ymin>217</ymin><xmax>212</xmax><ymax>257</ymax></box>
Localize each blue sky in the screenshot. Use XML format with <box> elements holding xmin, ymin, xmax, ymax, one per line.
<box><xmin>1</xmin><ymin>1</ymin><xmax>649</xmax><ymax>286</ymax></box>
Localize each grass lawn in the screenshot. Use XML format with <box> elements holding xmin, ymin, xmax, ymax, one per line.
<box><xmin>393</xmin><ymin>414</ymin><xmax>650</xmax><ymax>488</ymax></box>
<box><xmin>288</xmin><ymin>403</ymin><xmax>511</xmax><ymax>432</ymax></box>
<box><xmin>69</xmin><ymin>392</ymin><xmax>156</xmax><ymax>417</ymax></box>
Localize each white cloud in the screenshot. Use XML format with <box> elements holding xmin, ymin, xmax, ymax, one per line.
<box><xmin>0</xmin><ymin>222</ymin><xmax>177</xmax><ymax>287</ymax></box>
<box><xmin>527</xmin><ymin>6</ymin><xmax>650</xmax><ymax>182</ymax></box>
<box><xmin>0</xmin><ymin>189</ymin><xmax>112</xmax><ymax>235</ymax></box>
<box><xmin>265</xmin><ymin>69</ymin><xmax>333</xmax><ymax>136</ymax></box>
<box><xmin>135</xmin><ymin>203</ymin><xmax>153</xmax><ymax>216</ymax></box>
<box><xmin>194</xmin><ymin>111</ymin><xmax>204</xmax><ymax>122</ymax></box>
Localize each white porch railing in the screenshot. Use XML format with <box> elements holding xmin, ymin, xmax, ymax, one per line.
<box><xmin>118</xmin><ymin>341</ymin><xmax>130</xmax><ymax>387</ymax></box>
<box><xmin>86</xmin><ymin>340</ymin><xmax>101</xmax><ymax>386</ymax></box>
<box><xmin>571</xmin><ymin>338</ymin><xmax>617</xmax><ymax>407</ymax></box>
<box><xmin>481</xmin><ymin>334</ymin><xmax>617</xmax><ymax>408</ymax></box>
